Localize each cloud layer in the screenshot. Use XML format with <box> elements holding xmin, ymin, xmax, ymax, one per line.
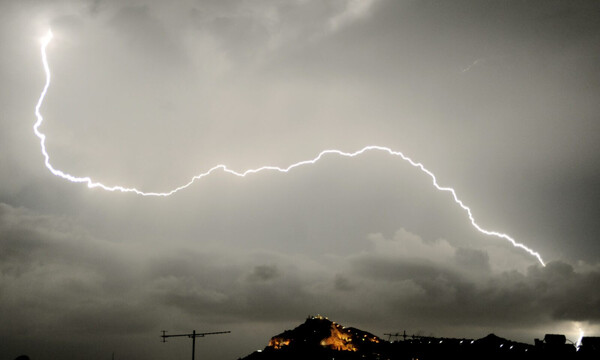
<box><xmin>1</xmin><ymin>202</ymin><xmax>598</xmax><ymax>359</ymax></box>
<box><xmin>1</xmin><ymin>1</ymin><xmax>599</xmax><ymax>359</ymax></box>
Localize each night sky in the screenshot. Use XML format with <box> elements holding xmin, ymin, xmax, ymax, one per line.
<box><xmin>1</xmin><ymin>1</ymin><xmax>600</xmax><ymax>359</ymax></box>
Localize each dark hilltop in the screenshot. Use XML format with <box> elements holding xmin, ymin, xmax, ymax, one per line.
<box><xmin>240</xmin><ymin>315</ymin><xmax>599</xmax><ymax>360</ymax></box>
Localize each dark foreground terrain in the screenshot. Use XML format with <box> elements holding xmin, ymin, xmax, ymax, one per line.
<box><xmin>240</xmin><ymin>316</ymin><xmax>599</xmax><ymax>360</ymax></box>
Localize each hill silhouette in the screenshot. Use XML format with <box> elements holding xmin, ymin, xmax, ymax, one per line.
<box><xmin>239</xmin><ymin>315</ymin><xmax>597</xmax><ymax>360</ymax></box>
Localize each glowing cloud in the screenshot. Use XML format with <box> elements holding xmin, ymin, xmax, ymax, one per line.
<box><xmin>33</xmin><ymin>29</ymin><xmax>546</xmax><ymax>267</ymax></box>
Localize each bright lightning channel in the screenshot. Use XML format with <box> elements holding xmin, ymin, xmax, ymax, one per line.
<box><xmin>576</xmin><ymin>329</ymin><xmax>584</xmax><ymax>351</ymax></box>
<box><xmin>34</xmin><ymin>29</ymin><xmax>546</xmax><ymax>267</ymax></box>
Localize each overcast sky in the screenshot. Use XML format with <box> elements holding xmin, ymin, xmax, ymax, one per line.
<box><xmin>1</xmin><ymin>1</ymin><xmax>600</xmax><ymax>359</ymax></box>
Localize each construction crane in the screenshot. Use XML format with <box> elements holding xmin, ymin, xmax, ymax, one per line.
<box><xmin>161</xmin><ymin>330</ymin><xmax>231</xmax><ymax>360</ymax></box>
<box><xmin>384</xmin><ymin>331</ymin><xmax>408</xmax><ymax>342</ymax></box>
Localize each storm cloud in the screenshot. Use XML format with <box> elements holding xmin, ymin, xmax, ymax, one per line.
<box><xmin>1</xmin><ymin>1</ymin><xmax>599</xmax><ymax>359</ymax></box>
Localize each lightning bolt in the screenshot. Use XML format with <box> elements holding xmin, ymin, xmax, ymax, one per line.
<box><xmin>34</xmin><ymin>29</ymin><xmax>546</xmax><ymax>267</ymax></box>
<box><xmin>576</xmin><ymin>328</ymin><xmax>584</xmax><ymax>350</ymax></box>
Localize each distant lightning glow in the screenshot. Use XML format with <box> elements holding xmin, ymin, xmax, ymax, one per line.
<box><xmin>34</xmin><ymin>29</ymin><xmax>546</xmax><ymax>266</ymax></box>
<box><xmin>576</xmin><ymin>328</ymin><xmax>584</xmax><ymax>350</ymax></box>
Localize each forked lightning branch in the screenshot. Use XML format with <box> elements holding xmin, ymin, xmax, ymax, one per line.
<box><xmin>34</xmin><ymin>30</ymin><xmax>546</xmax><ymax>267</ymax></box>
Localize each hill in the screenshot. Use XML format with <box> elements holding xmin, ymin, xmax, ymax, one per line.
<box><xmin>239</xmin><ymin>315</ymin><xmax>596</xmax><ymax>360</ymax></box>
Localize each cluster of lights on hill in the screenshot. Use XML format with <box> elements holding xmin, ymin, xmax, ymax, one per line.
<box><xmin>321</xmin><ymin>322</ymin><xmax>380</xmax><ymax>351</ymax></box>
<box><xmin>35</xmin><ymin>29</ymin><xmax>546</xmax><ymax>266</ymax></box>
<box><xmin>267</xmin><ymin>315</ymin><xmax>380</xmax><ymax>352</ymax></box>
<box><xmin>256</xmin><ymin>316</ymin><xmax>592</xmax><ymax>360</ymax></box>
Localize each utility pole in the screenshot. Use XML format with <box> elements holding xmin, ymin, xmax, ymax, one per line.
<box><xmin>161</xmin><ymin>330</ymin><xmax>231</xmax><ymax>360</ymax></box>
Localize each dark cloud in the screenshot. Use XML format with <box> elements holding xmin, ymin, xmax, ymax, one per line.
<box><xmin>347</xmin><ymin>253</ymin><xmax>600</xmax><ymax>331</ymax></box>
<box><xmin>0</xmin><ymin>203</ymin><xmax>147</xmax><ymax>335</ymax></box>
<box><xmin>248</xmin><ymin>264</ymin><xmax>280</xmax><ymax>282</ymax></box>
<box><xmin>454</xmin><ymin>247</ymin><xmax>491</xmax><ymax>274</ymax></box>
<box><xmin>315</xmin><ymin>229</ymin><xmax>600</xmax><ymax>339</ymax></box>
<box><xmin>1</xmin><ymin>199</ymin><xmax>599</xmax><ymax>357</ymax></box>
<box><xmin>334</xmin><ymin>273</ymin><xmax>355</xmax><ymax>291</ymax></box>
